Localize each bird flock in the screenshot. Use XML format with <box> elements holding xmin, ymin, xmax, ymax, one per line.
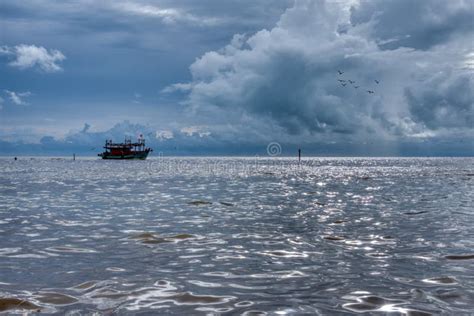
<box><xmin>337</xmin><ymin>70</ymin><xmax>379</xmax><ymax>94</ymax></box>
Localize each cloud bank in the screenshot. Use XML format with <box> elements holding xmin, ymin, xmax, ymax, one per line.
<box><xmin>0</xmin><ymin>121</ymin><xmax>228</xmax><ymax>156</ymax></box>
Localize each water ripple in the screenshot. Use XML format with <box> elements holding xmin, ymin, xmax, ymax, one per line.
<box><xmin>0</xmin><ymin>157</ymin><xmax>473</xmax><ymax>314</ymax></box>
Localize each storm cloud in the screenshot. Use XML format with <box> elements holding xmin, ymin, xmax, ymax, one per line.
<box><xmin>350</xmin><ymin>0</ymin><xmax>474</xmax><ymax>50</ymax></box>
<box><xmin>170</xmin><ymin>0</ymin><xmax>473</xmax><ymax>146</ymax></box>
<box><xmin>406</xmin><ymin>72</ymin><xmax>473</xmax><ymax>130</ymax></box>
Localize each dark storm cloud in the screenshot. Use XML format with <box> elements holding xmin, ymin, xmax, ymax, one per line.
<box><xmin>166</xmin><ymin>0</ymin><xmax>473</xmax><ymax>150</ymax></box>
<box><xmin>406</xmin><ymin>73</ymin><xmax>474</xmax><ymax>130</ymax></box>
<box><xmin>350</xmin><ymin>0</ymin><xmax>474</xmax><ymax>50</ymax></box>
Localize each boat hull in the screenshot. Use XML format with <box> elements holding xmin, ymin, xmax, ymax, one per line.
<box><xmin>99</xmin><ymin>150</ymin><xmax>150</xmax><ymax>160</ymax></box>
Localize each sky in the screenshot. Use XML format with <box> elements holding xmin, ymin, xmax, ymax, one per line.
<box><xmin>0</xmin><ymin>0</ymin><xmax>473</xmax><ymax>156</ymax></box>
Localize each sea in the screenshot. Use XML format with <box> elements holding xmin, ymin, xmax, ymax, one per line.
<box><xmin>0</xmin><ymin>157</ymin><xmax>473</xmax><ymax>315</ymax></box>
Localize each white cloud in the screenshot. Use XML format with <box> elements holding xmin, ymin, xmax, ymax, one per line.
<box><xmin>0</xmin><ymin>44</ymin><xmax>65</xmax><ymax>72</ymax></box>
<box><xmin>464</xmin><ymin>52</ymin><xmax>474</xmax><ymax>70</ymax></box>
<box><xmin>180</xmin><ymin>126</ymin><xmax>211</xmax><ymax>137</ymax></box>
<box><xmin>155</xmin><ymin>130</ymin><xmax>174</xmax><ymax>140</ymax></box>
<box><xmin>161</xmin><ymin>83</ymin><xmax>193</xmax><ymax>94</ymax></box>
<box><xmin>132</xmin><ymin>92</ymin><xmax>142</xmax><ymax>104</ymax></box>
<box><xmin>114</xmin><ymin>2</ymin><xmax>222</xmax><ymax>26</ymax></box>
<box><xmin>4</xmin><ymin>90</ymin><xmax>32</xmax><ymax>105</ymax></box>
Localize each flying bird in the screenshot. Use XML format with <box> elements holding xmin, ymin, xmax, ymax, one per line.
<box><xmin>348</xmin><ymin>80</ymin><xmax>355</xmax><ymax>84</ymax></box>
<box><xmin>341</xmin><ymin>83</ymin><xmax>347</xmax><ymax>87</ymax></box>
<box><xmin>354</xmin><ymin>86</ymin><xmax>360</xmax><ymax>89</ymax></box>
<box><xmin>367</xmin><ymin>90</ymin><xmax>375</xmax><ymax>94</ymax></box>
<box><xmin>338</xmin><ymin>70</ymin><xmax>344</xmax><ymax>75</ymax></box>
<box><xmin>374</xmin><ymin>80</ymin><xmax>379</xmax><ymax>84</ymax></box>
<box><xmin>338</xmin><ymin>79</ymin><xmax>346</xmax><ymax>83</ymax></box>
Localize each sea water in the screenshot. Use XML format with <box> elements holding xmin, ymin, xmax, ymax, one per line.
<box><xmin>0</xmin><ymin>157</ymin><xmax>473</xmax><ymax>314</ymax></box>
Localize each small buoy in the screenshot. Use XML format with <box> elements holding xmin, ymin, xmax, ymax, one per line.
<box><xmin>14</xmin><ymin>157</ymin><xmax>17</xmax><ymax>161</ymax></box>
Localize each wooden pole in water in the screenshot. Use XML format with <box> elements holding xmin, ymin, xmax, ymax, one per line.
<box><xmin>73</xmin><ymin>153</ymin><xmax>75</xmax><ymax>161</ymax></box>
<box><xmin>298</xmin><ymin>148</ymin><xmax>301</xmax><ymax>162</ymax></box>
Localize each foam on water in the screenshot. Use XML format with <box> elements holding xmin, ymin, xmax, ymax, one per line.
<box><xmin>0</xmin><ymin>157</ymin><xmax>473</xmax><ymax>314</ymax></box>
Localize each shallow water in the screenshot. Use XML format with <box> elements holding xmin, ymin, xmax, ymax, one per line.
<box><xmin>0</xmin><ymin>157</ymin><xmax>473</xmax><ymax>315</ymax></box>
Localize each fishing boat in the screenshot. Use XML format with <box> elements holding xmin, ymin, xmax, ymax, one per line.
<box><xmin>98</xmin><ymin>135</ymin><xmax>152</xmax><ymax>160</ymax></box>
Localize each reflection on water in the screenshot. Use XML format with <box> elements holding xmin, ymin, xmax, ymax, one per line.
<box><xmin>0</xmin><ymin>157</ymin><xmax>473</xmax><ymax>314</ymax></box>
